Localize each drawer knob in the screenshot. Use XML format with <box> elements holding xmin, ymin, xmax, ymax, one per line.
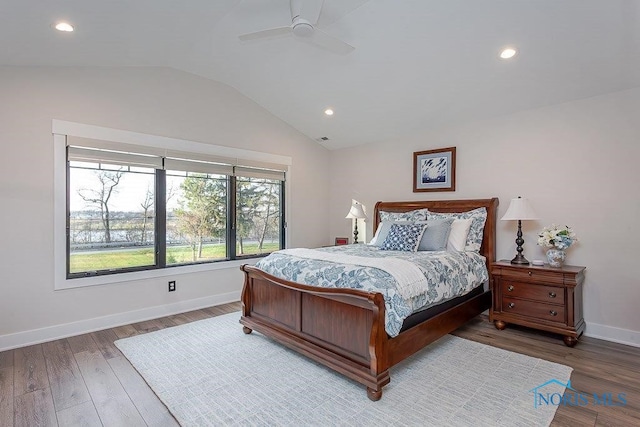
<box><xmin>548</xmin><ymin>292</ymin><xmax>557</xmax><ymax>298</ymax></box>
<box><xmin>528</xmin><ymin>271</ymin><xmax>532</xmax><ymax>276</ymax></box>
<box><xmin>550</xmin><ymin>310</ymin><xmax>558</xmax><ymax>316</ymax></box>
<box><xmin>507</xmin><ymin>285</ymin><xmax>514</xmax><ymax>292</ymax></box>
<box><xmin>508</xmin><ymin>302</ymin><xmax>515</xmax><ymax>309</ymax></box>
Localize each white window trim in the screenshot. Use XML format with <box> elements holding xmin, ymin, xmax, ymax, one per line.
<box><xmin>53</xmin><ymin>120</ymin><xmax>291</xmax><ymax>291</ymax></box>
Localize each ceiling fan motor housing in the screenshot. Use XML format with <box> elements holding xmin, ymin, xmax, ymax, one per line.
<box><xmin>292</xmin><ymin>17</ymin><xmax>314</xmax><ymax>37</ymax></box>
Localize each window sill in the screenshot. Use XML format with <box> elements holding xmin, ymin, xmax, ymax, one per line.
<box><xmin>54</xmin><ymin>258</ymin><xmax>261</xmax><ymax>291</ymax></box>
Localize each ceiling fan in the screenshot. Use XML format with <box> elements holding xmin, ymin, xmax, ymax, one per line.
<box><xmin>239</xmin><ymin>0</ymin><xmax>355</xmax><ymax>54</ymax></box>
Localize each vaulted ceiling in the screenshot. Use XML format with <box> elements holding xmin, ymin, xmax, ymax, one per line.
<box><xmin>3</xmin><ymin>0</ymin><xmax>640</xmax><ymax>149</ymax></box>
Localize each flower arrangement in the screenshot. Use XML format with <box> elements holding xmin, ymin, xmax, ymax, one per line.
<box><xmin>537</xmin><ymin>224</ymin><xmax>578</xmax><ymax>250</ymax></box>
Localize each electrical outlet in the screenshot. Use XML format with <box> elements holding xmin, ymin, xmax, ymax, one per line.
<box><xmin>168</xmin><ymin>281</ymin><xmax>176</xmax><ymax>292</ymax></box>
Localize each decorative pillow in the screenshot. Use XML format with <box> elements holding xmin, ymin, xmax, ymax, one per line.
<box><xmin>427</xmin><ymin>207</ymin><xmax>488</xmax><ymax>252</ymax></box>
<box><xmin>418</xmin><ymin>218</ymin><xmax>454</xmax><ymax>251</ymax></box>
<box><xmin>370</xmin><ymin>220</ymin><xmax>426</xmax><ymax>247</ymax></box>
<box><xmin>380</xmin><ymin>223</ymin><xmax>427</xmax><ymax>252</ymax></box>
<box><xmin>447</xmin><ymin>219</ymin><xmax>473</xmax><ymax>252</ymax></box>
<box><xmin>379</xmin><ymin>208</ymin><xmax>429</xmax><ymax>223</ymax></box>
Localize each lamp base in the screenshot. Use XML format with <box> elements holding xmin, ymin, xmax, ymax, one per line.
<box><xmin>510</xmin><ymin>220</ymin><xmax>530</xmax><ymax>265</ymax></box>
<box><xmin>353</xmin><ymin>221</ymin><xmax>359</xmax><ymax>244</ymax></box>
<box><xmin>510</xmin><ymin>254</ymin><xmax>530</xmax><ymax>265</ymax></box>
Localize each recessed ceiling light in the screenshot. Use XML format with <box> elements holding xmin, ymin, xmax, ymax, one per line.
<box><xmin>54</xmin><ymin>22</ymin><xmax>74</xmax><ymax>32</ymax></box>
<box><xmin>500</xmin><ymin>48</ymin><xmax>517</xmax><ymax>59</ymax></box>
<box><xmin>324</xmin><ymin>108</ymin><xmax>334</xmax><ymax>116</ymax></box>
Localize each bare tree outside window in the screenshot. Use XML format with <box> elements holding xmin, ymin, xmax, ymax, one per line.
<box><xmin>139</xmin><ymin>186</ymin><xmax>154</xmax><ymax>245</ymax></box>
<box><xmin>77</xmin><ymin>170</ymin><xmax>124</xmax><ymax>243</ymax></box>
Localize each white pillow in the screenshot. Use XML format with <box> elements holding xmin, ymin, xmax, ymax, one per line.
<box><xmin>447</xmin><ymin>218</ymin><xmax>473</xmax><ymax>251</ymax></box>
<box><xmin>369</xmin><ymin>224</ymin><xmax>383</xmax><ymax>245</ymax></box>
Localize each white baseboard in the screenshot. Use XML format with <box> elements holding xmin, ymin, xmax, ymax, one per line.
<box><xmin>4</xmin><ymin>298</ymin><xmax>639</xmax><ymax>352</ymax></box>
<box><xmin>0</xmin><ymin>291</ymin><xmax>241</xmax><ymax>352</ymax></box>
<box><xmin>585</xmin><ymin>322</ymin><xmax>640</xmax><ymax>348</ymax></box>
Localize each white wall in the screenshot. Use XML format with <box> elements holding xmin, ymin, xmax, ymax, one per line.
<box><xmin>329</xmin><ymin>87</ymin><xmax>640</xmax><ymax>346</ymax></box>
<box><xmin>0</xmin><ymin>66</ymin><xmax>331</xmax><ymax>349</ymax></box>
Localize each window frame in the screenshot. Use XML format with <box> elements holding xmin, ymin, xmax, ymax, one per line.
<box><xmin>232</xmin><ymin>174</ymin><xmax>286</xmax><ymax>259</ymax></box>
<box><xmin>66</xmin><ymin>160</ymin><xmax>161</xmax><ymax>278</ymax></box>
<box><xmin>54</xmin><ymin>120</ymin><xmax>291</xmax><ymax>290</ymax></box>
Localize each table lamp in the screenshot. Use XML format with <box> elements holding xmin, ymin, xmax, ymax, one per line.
<box><xmin>345</xmin><ymin>202</ymin><xmax>367</xmax><ymax>244</ymax></box>
<box><xmin>501</xmin><ymin>196</ymin><xmax>538</xmax><ymax>265</ymax></box>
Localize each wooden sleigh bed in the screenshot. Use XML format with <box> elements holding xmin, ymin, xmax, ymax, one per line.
<box><xmin>240</xmin><ymin>198</ymin><xmax>498</xmax><ymax>401</ymax></box>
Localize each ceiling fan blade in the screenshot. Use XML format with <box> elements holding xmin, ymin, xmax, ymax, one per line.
<box><xmin>301</xmin><ymin>0</ymin><xmax>324</xmax><ymax>25</ymax></box>
<box><xmin>308</xmin><ymin>29</ymin><xmax>355</xmax><ymax>54</ymax></box>
<box><xmin>239</xmin><ymin>26</ymin><xmax>292</xmax><ymax>42</ymax></box>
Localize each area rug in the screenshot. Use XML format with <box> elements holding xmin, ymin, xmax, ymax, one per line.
<box><xmin>115</xmin><ymin>312</ymin><xmax>572</xmax><ymax>426</ymax></box>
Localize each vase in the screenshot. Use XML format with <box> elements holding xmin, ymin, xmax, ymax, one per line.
<box><xmin>546</xmin><ymin>248</ymin><xmax>566</xmax><ymax>268</ymax></box>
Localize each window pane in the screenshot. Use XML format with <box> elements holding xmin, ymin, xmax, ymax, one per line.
<box><xmin>236</xmin><ymin>177</ymin><xmax>282</xmax><ymax>256</ymax></box>
<box><xmin>166</xmin><ymin>172</ymin><xmax>227</xmax><ymax>265</ymax></box>
<box><xmin>69</xmin><ymin>166</ymin><xmax>156</xmax><ymax>274</ymax></box>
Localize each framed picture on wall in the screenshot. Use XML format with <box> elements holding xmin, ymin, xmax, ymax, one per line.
<box><xmin>335</xmin><ymin>237</ymin><xmax>349</xmax><ymax>246</ymax></box>
<box><xmin>413</xmin><ymin>147</ymin><xmax>456</xmax><ymax>192</ymax></box>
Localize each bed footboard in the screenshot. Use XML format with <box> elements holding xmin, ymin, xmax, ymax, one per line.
<box><xmin>240</xmin><ymin>264</ymin><xmax>391</xmax><ymax>400</ymax></box>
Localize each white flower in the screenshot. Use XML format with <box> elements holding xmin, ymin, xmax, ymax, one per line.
<box><xmin>537</xmin><ymin>224</ymin><xmax>578</xmax><ymax>250</ymax></box>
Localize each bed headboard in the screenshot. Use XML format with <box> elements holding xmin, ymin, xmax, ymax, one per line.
<box><xmin>373</xmin><ymin>198</ymin><xmax>499</xmax><ymax>269</ymax></box>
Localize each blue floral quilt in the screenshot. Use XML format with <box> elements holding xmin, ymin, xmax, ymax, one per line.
<box><xmin>255</xmin><ymin>245</ymin><xmax>488</xmax><ymax>337</ymax></box>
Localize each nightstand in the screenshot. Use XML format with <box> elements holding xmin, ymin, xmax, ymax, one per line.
<box><xmin>490</xmin><ymin>261</ymin><xmax>585</xmax><ymax>347</ymax></box>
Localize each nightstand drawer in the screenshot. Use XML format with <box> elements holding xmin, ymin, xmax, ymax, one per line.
<box><xmin>502</xmin><ymin>297</ymin><xmax>565</xmax><ymax>323</ymax></box>
<box><xmin>498</xmin><ymin>268</ymin><xmax>565</xmax><ymax>285</ymax></box>
<box><xmin>500</xmin><ymin>281</ymin><xmax>565</xmax><ymax>305</ymax></box>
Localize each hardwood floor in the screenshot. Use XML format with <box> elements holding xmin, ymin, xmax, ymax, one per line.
<box><xmin>0</xmin><ymin>302</ymin><xmax>638</xmax><ymax>426</ymax></box>
<box><xmin>452</xmin><ymin>317</ymin><xmax>640</xmax><ymax>427</ymax></box>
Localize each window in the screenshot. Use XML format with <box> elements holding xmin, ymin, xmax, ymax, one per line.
<box><xmin>166</xmin><ymin>170</ymin><xmax>228</xmax><ymax>265</ymax></box>
<box><xmin>236</xmin><ymin>175</ymin><xmax>283</xmax><ymax>256</ymax></box>
<box><xmin>64</xmin><ymin>137</ymin><xmax>286</xmax><ymax>279</ymax></box>
<box><xmin>68</xmin><ymin>163</ymin><xmax>156</xmax><ymax>274</ymax></box>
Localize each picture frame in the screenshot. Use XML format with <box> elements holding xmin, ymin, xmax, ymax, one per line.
<box><xmin>334</xmin><ymin>237</ymin><xmax>349</xmax><ymax>246</ymax></box>
<box><xmin>413</xmin><ymin>147</ymin><xmax>456</xmax><ymax>192</ymax></box>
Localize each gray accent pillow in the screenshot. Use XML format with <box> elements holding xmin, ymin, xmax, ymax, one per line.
<box><xmin>418</xmin><ymin>218</ymin><xmax>455</xmax><ymax>251</ymax></box>
<box><xmin>427</xmin><ymin>207</ymin><xmax>487</xmax><ymax>252</ymax></box>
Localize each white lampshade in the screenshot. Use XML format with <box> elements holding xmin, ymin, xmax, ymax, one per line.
<box><xmin>345</xmin><ymin>202</ymin><xmax>367</xmax><ymax>219</ymax></box>
<box><xmin>501</xmin><ymin>197</ymin><xmax>538</xmax><ymax>221</ymax></box>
